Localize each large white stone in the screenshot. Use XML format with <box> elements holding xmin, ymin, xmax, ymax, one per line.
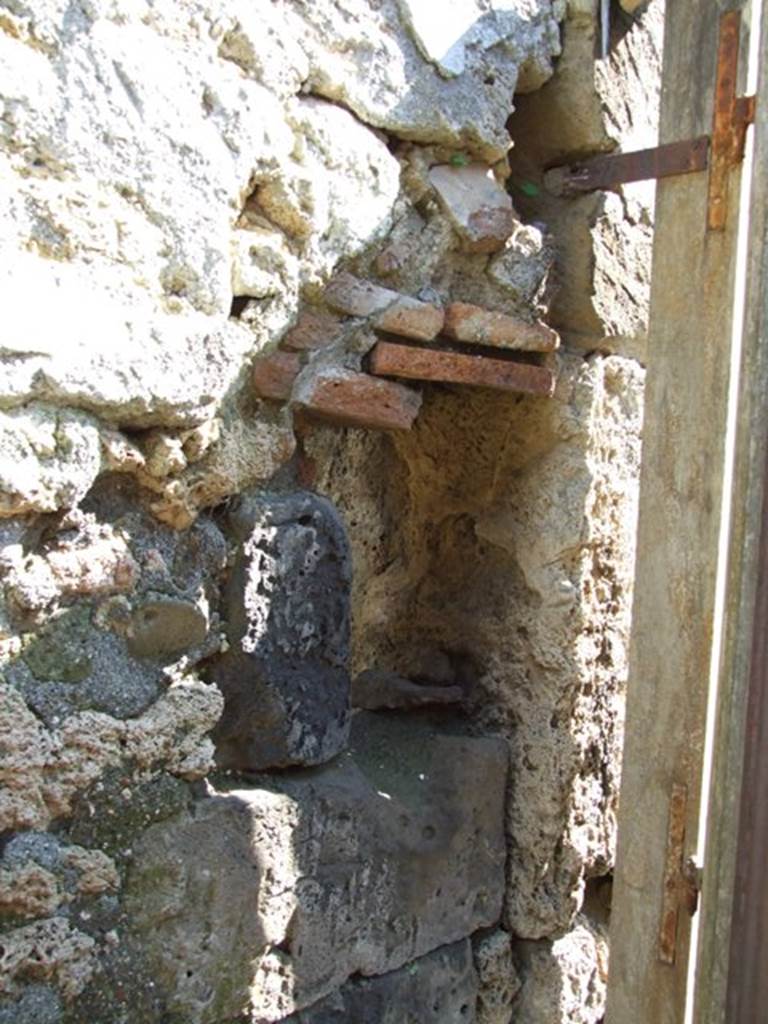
<box><xmin>514</xmin><ymin>916</ymin><xmax>608</xmax><ymax>1024</ymax></box>
<box><xmin>0</xmin><ymin>405</ymin><xmax>102</xmax><ymax>517</ymax></box>
<box><xmin>288</xmin><ymin>0</ymin><xmax>562</xmax><ymax>160</ymax></box>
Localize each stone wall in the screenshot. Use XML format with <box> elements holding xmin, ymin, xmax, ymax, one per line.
<box><xmin>0</xmin><ymin>1</ymin><xmax>660</xmax><ymax>1022</ymax></box>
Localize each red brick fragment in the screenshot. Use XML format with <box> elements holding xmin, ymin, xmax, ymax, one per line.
<box><xmin>443</xmin><ymin>302</ymin><xmax>559</xmax><ymax>352</ymax></box>
<box><xmin>251</xmin><ymin>350</ymin><xmax>301</xmax><ymax>401</ymax></box>
<box><xmin>324</xmin><ymin>273</ymin><xmax>444</xmax><ymax>341</ymax></box>
<box><xmin>280</xmin><ymin>309</ymin><xmax>345</xmax><ymax>352</ymax></box>
<box><xmin>294</xmin><ymin>367</ymin><xmax>422</xmax><ymax>431</ymax></box>
<box><xmin>369</xmin><ymin>341</ymin><xmax>555</xmax><ymax>397</ymax></box>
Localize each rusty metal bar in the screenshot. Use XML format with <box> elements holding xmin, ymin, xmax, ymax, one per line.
<box><xmin>544</xmin><ymin>137</ymin><xmax>709</xmax><ymax>197</ymax></box>
<box><xmin>658</xmin><ymin>783</ymin><xmax>689</xmax><ymax>964</ymax></box>
<box><xmin>545</xmin><ymin>9</ymin><xmax>755</xmax><ymax>210</ymax></box>
<box><xmin>708</xmin><ymin>10</ymin><xmax>743</xmax><ymax>231</ymax></box>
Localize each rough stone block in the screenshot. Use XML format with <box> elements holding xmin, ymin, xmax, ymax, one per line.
<box><xmin>293</xmin><ymin>366</ymin><xmax>422</xmax><ymax>431</ymax></box>
<box><xmin>285</xmin><ymin>939</ymin><xmax>478</xmax><ymax>1023</ymax></box>
<box><xmin>280</xmin><ymin>310</ymin><xmax>346</xmax><ymax>352</ymax></box>
<box><xmin>444</xmin><ymin>302</ymin><xmax>560</xmax><ymax>352</ymax></box>
<box><xmin>514</xmin><ymin>916</ymin><xmax>608</xmax><ymax>1024</ymax></box>
<box><xmin>369</xmin><ymin>341</ymin><xmax>556</xmax><ymax>397</ymax></box>
<box><xmin>126</xmin><ymin>598</ymin><xmax>208</xmax><ymax>659</ymax></box>
<box><xmin>324</xmin><ymin>273</ymin><xmax>444</xmax><ymax>340</ymax></box>
<box><xmin>126</xmin><ymin>711</ymin><xmax>508</xmax><ymax>1023</ymax></box>
<box><xmin>473</xmin><ymin>929</ymin><xmax>521</xmax><ymax>1024</ymax></box>
<box><xmin>428</xmin><ymin>165</ymin><xmax>517</xmax><ymax>253</ymax></box>
<box><xmin>210</xmin><ymin>491</ymin><xmax>352</xmax><ymax>770</ymax></box>
<box><xmin>251</xmin><ymin>350</ymin><xmax>302</xmax><ymax>401</ymax></box>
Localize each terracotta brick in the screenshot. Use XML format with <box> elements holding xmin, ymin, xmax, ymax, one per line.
<box><xmin>294</xmin><ymin>367</ymin><xmax>422</xmax><ymax>431</ymax></box>
<box><xmin>324</xmin><ymin>272</ymin><xmax>444</xmax><ymax>341</ymax></box>
<box><xmin>251</xmin><ymin>350</ymin><xmax>301</xmax><ymax>401</ymax></box>
<box><xmin>369</xmin><ymin>341</ymin><xmax>555</xmax><ymax>397</ymax></box>
<box><xmin>443</xmin><ymin>302</ymin><xmax>560</xmax><ymax>352</ymax></box>
<box><xmin>280</xmin><ymin>309</ymin><xmax>344</xmax><ymax>352</ymax></box>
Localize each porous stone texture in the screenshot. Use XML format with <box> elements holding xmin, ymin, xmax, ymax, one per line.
<box><xmin>0</xmin><ymin>1</ymin><xmax>658</xmax><ymax>1021</ymax></box>
<box><xmin>124</xmin><ymin>711</ymin><xmax>507</xmax><ymax>1022</ymax></box>
<box><xmin>473</xmin><ymin>929</ymin><xmax>521</xmax><ymax>1024</ymax></box>
<box><xmin>0</xmin><ymin>833</ymin><xmax>119</xmax><ymax>922</ymax></box>
<box><xmin>0</xmin><ymin>407</ymin><xmax>103</xmax><ymax>519</ymax></box>
<box><xmin>209</xmin><ymin>490</ymin><xmax>352</xmax><ymax>771</ymax></box>
<box><xmin>512</xmin><ymin>915</ymin><xmax>609</xmax><ymax>1024</ymax></box>
<box><xmin>507</xmin><ymin>0</ymin><xmax>664</xmax><ymax>361</ymax></box>
<box><xmin>284</xmin><ymin>939</ymin><xmax>479</xmax><ymax>1023</ymax></box>
<box><xmin>308</xmin><ymin>351</ymin><xmax>644</xmax><ymax>939</ymax></box>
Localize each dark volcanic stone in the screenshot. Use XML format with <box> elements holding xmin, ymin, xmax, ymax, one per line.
<box><xmin>210</xmin><ymin>490</ymin><xmax>352</xmax><ymax>770</ymax></box>
<box><xmin>285</xmin><ymin>940</ymin><xmax>478</xmax><ymax>1023</ymax></box>
<box><xmin>124</xmin><ymin>711</ymin><xmax>507</xmax><ymax>1023</ymax></box>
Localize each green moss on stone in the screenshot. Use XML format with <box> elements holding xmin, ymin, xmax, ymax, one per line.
<box><xmin>22</xmin><ymin>606</ymin><xmax>93</xmax><ymax>683</ymax></box>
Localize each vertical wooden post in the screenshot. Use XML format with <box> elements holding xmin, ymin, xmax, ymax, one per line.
<box><xmin>605</xmin><ymin>3</ymin><xmax>751</xmax><ymax>1022</ymax></box>
<box><xmin>696</xmin><ymin>4</ymin><xmax>768</xmax><ymax>1020</ymax></box>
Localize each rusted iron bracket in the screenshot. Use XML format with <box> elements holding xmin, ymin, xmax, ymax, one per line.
<box><xmin>544</xmin><ymin>10</ymin><xmax>755</xmax><ymax>231</ymax></box>
<box><xmin>707</xmin><ymin>10</ymin><xmax>754</xmax><ymax>230</ymax></box>
<box><xmin>658</xmin><ymin>783</ymin><xmax>691</xmax><ymax>965</ymax></box>
<box><xmin>658</xmin><ymin>785</ymin><xmax>704</xmax><ymax>966</ymax></box>
<box><xmin>543</xmin><ymin>138</ymin><xmax>709</xmax><ymax>197</ymax></box>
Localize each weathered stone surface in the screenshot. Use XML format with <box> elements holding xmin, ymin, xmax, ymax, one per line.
<box><xmin>0</xmin><ymin>5</ymin><xmax>415</xmax><ymax>429</ymax></box>
<box><xmin>2</xmin><ymin>521</ymin><xmax>138</xmax><ymax>619</ymax></box>
<box><xmin>0</xmin><ymin>258</ymin><xmax>255</xmax><ymax>427</ymax></box>
<box><xmin>251</xmin><ymin>351</ymin><xmax>303</xmax><ymax>401</ymax></box>
<box><xmin>0</xmin><ymin>833</ymin><xmax>118</xmax><ymax>923</ymax></box>
<box><xmin>429</xmin><ymin>165</ymin><xmax>517</xmax><ymax>252</ymax></box>
<box><xmin>507</xmin><ymin>1</ymin><xmax>663</xmax><ymax>357</ymax></box>
<box><xmin>126</xmin><ymin>711</ymin><xmax>508</xmax><ymax>1022</ymax></box>
<box><xmin>444</xmin><ymin>302</ymin><xmax>560</xmax><ymax>352</ymax></box>
<box><xmin>513</xmin><ymin>915</ymin><xmax>608</xmax><ymax>1024</ymax></box>
<box><xmin>310</xmin><ymin>353</ymin><xmax>644</xmax><ymax>939</ymax></box>
<box><xmin>143</xmin><ymin>406</ymin><xmax>297</xmax><ymax>529</ymax></box>
<box><xmin>369</xmin><ymin>341</ymin><xmax>556</xmax><ymax>396</ymax></box>
<box><xmin>293</xmin><ymin>365</ymin><xmax>423</xmax><ymax>431</ymax></box>
<box><xmin>0</xmin><ymin>406</ymin><xmax>102</xmax><ymax>518</ymax></box>
<box><xmin>210</xmin><ymin>491</ymin><xmax>352</xmax><ymax>770</ymax></box>
<box><xmin>292</xmin><ymin>1</ymin><xmax>562</xmax><ymax>160</ymax></box>
<box><xmin>0</xmin><ymin>984</ymin><xmax>60</xmax><ymax>1024</ymax></box>
<box><xmin>285</xmin><ymin>939</ymin><xmax>478</xmax><ymax>1023</ymax></box>
<box><xmin>325</xmin><ymin>273</ymin><xmax>444</xmax><ymax>341</ymax></box>
<box><xmin>0</xmin><ymin>918</ymin><xmax>97</xmax><ymax>1002</ymax></box>
<box><xmin>352</xmin><ymin>668</ymin><xmax>462</xmax><ymax>710</ymax></box>
<box><xmin>126</xmin><ymin>599</ymin><xmax>209</xmax><ymax>660</ymax></box>
<box><xmin>473</xmin><ymin>929</ymin><xmax>521</xmax><ymax>1024</ymax></box>
<box><xmin>0</xmin><ymin>677</ymin><xmax>221</xmax><ymax>833</ymax></box>
<box><xmin>0</xmin><ymin>4</ymin><xmax>644</xmax><ymax>1022</ymax></box>
<box><xmin>2</xmin><ymin>498</ymin><xmax>226</xmax><ymax>729</ymax></box>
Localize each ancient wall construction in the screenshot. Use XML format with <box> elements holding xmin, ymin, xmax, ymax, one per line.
<box><xmin>0</xmin><ymin>2</ymin><xmax>661</xmax><ymax>1022</ymax></box>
